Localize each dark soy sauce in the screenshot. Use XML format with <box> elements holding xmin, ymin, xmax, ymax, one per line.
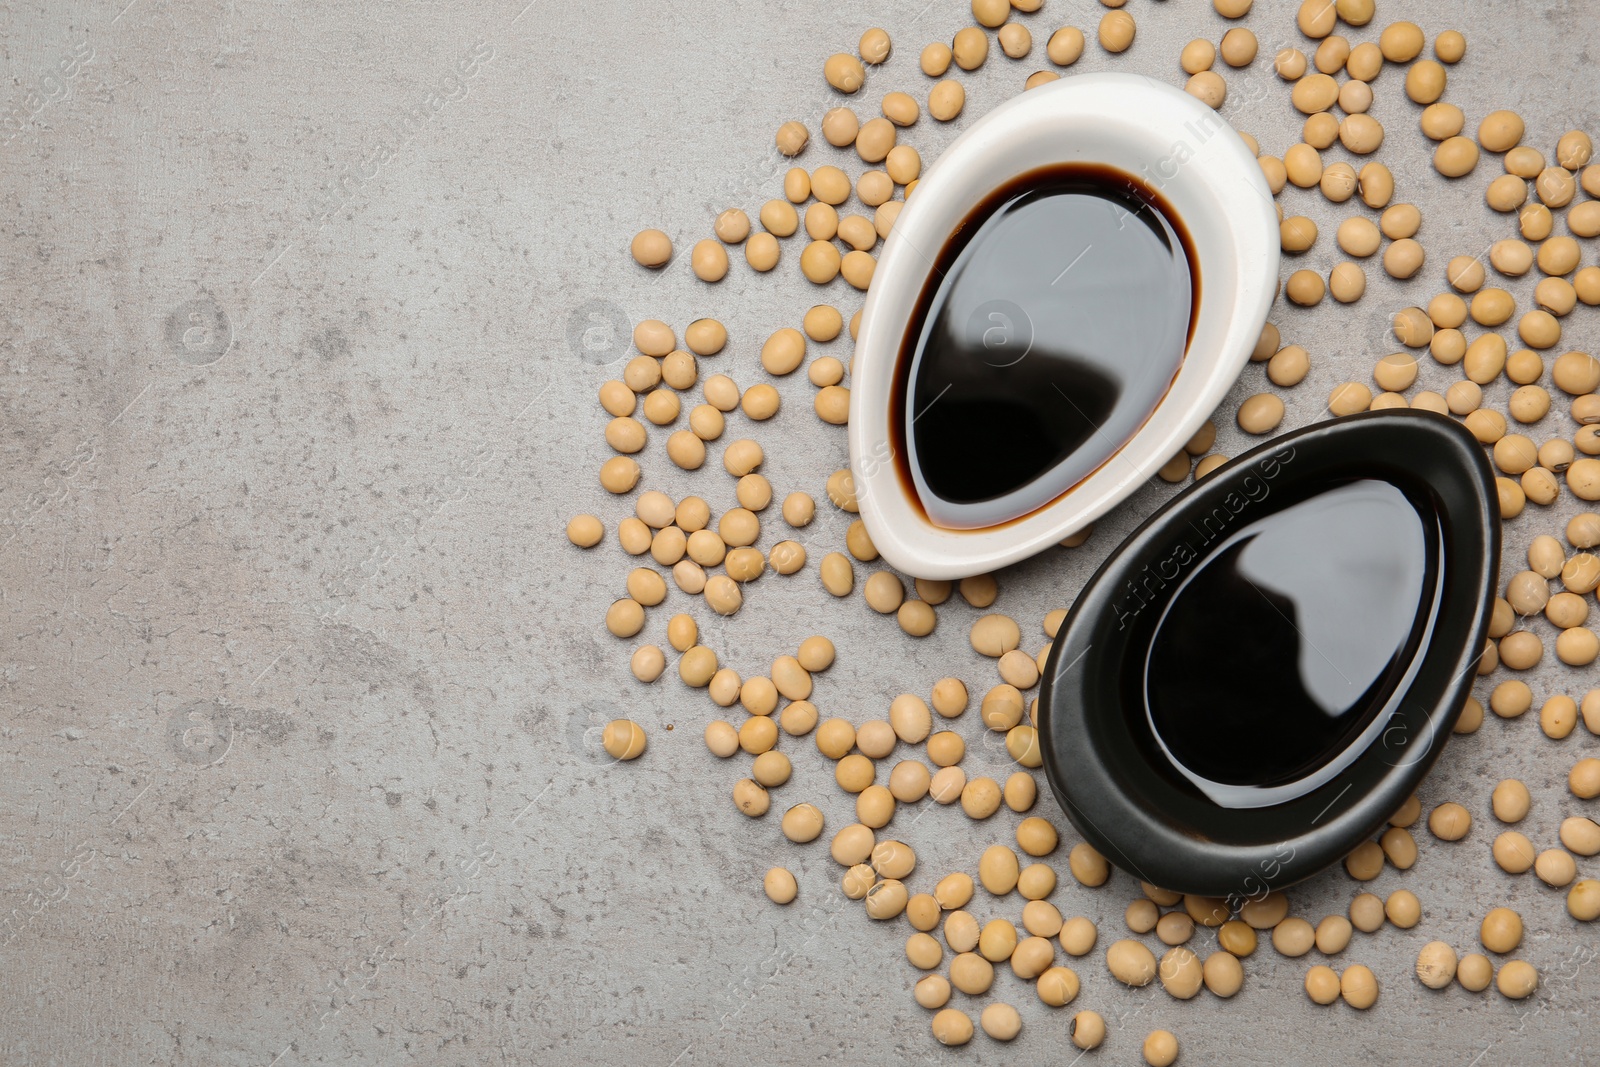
<box><xmin>899</xmin><ymin>164</ymin><xmax>1197</xmax><ymax>529</ymax></box>
<box><xmin>1143</xmin><ymin>479</ymin><xmax>1441</xmax><ymax>808</ymax></box>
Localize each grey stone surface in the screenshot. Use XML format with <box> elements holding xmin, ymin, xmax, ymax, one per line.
<box><xmin>2</xmin><ymin>0</ymin><xmax>1598</xmax><ymax>1064</ymax></box>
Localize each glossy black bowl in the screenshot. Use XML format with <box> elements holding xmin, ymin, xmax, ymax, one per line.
<box><xmin>1037</xmin><ymin>411</ymin><xmax>1499</xmax><ymax>899</ymax></box>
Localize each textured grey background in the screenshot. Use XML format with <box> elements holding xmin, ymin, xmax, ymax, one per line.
<box><xmin>2</xmin><ymin>0</ymin><xmax>1598</xmax><ymax>1064</ymax></box>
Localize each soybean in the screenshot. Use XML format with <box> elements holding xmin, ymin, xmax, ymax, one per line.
<box><xmin>1106</xmin><ymin>939</ymin><xmax>1158</xmax><ymax>986</ymax></box>
<box><xmin>1341</xmin><ymin>964</ymin><xmax>1379</xmax><ymax>1009</ymax></box>
<box><xmin>1070</xmin><ymin>1010</ymin><xmax>1106</xmax><ymax>1050</ymax></box>
<box><xmin>1048</xmin><ymin>27</ymin><xmax>1086</xmax><ymax>66</ymax></box>
<box><xmin>1099</xmin><ymin>11</ymin><xmax>1136</xmax><ymax>53</ymax></box>
<box><xmin>1144</xmin><ymin>1031</ymin><xmax>1180</xmax><ymax>1066</ymax></box>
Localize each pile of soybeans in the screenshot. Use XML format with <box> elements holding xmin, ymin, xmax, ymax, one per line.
<box><xmin>570</xmin><ymin>0</ymin><xmax>1600</xmax><ymax>1058</ymax></box>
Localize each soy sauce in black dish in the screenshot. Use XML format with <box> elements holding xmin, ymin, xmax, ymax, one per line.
<box><xmin>1143</xmin><ymin>478</ymin><xmax>1442</xmax><ymax>807</ymax></box>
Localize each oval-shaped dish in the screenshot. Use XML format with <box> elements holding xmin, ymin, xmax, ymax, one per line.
<box><xmin>1038</xmin><ymin>411</ymin><xmax>1500</xmax><ymax>897</ymax></box>
<box><xmin>849</xmin><ymin>72</ymin><xmax>1279</xmax><ymax>580</ymax></box>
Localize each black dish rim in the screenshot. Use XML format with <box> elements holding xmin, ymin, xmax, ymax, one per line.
<box><xmin>1037</xmin><ymin>410</ymin><xmax>1500</xmax><ymax>899</ymax></box>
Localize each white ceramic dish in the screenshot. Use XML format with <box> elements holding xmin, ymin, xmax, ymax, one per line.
<box><xmin>848</xmin><ymin>72</ymin><xmax>1280</xmax><ymax>580</ymax></box>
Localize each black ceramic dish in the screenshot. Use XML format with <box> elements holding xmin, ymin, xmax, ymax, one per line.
<box><xmin>1038</xmin><ymin>410</ymin><xmax>1500</xmax><ymax>899</ymax></box>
